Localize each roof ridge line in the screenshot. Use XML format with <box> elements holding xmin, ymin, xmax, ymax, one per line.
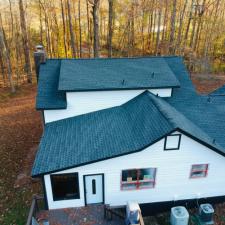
<box><xmin>146</xmin><ymin>92</ymin><xmax>177</xmax><ymax>129</ymax></box>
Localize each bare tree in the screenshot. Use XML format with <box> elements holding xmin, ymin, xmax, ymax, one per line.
<box><xmin>78</xmin><ymin>0</ymin><xmax>82</xmax><ymax>58</ymax></box>
<box><xmin>67</xmin><ymin>0</ymin><xmax>76</xmax><ymax>58</ymax></box>
<box><xmin>0</xmin><ymin>28</ymin><xmax>15</xmax><ymax>93</ymax></box>
<box><xmin>193</xmin><ymin>0</ymin><xmax>207</xmax><ymax>51</ymax></box>
<box><xmin>155</xmin><ymin>1</ymin><xmax>162</xmax><ymax>55</ymax></box>
<box><xmin>38</xmin><ymin>0</ymin><xmax>43</xmax><ymax>44</ymax></box>
<box><xmin>89</xmin><ymin>0</ymin><xmax>100</xmax><ymax>58</ymax></box>
<box><xmin>60</xmin><ymin>0</ymin><xmax>68</xmax><ymax>57</ymax></box>
<box><xmin>175</xmin><ymin>0</ymin><xmax>188</xmax><ymax>53</ymax></box>
<box><xmin>86</xmin><ymin>0</ymin><xmax>91</xmax><ymax>57</ymax></box>
<box><xmin>169</xmin><ymin>0</ymin><xmax>177</xmax><ymax>54</ymax></box>
<box><xmin>19</xmin><ymin>0</ymin><xmax>32</xmax><ymax>83</ymax></box>
<box><xmin>107</xmin><ymin>0</ymin><xmax>114</xmax><ymax>57</ymax></box>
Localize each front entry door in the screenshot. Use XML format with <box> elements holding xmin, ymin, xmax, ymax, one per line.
<box><xmin>84</xmin><ymin>174</ymin><xmax>104</xmax><ymax>204</ymax></box>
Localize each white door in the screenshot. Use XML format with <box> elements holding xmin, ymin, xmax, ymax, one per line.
<box><xmin>85</xmin><ymin>174</ymin><xmax>103</xmax><ymax>204</ymax></box>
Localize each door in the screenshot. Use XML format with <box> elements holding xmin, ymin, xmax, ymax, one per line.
<box><xmin>84</xmin><ymin>174</ymin><xmax>104</xmax><ymax>204</ymax></box>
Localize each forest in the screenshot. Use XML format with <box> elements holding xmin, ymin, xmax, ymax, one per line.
<box><xmin>0</xmin><ymin>0</ymin><xmax>225</xmax><ymax>93</ymax></box>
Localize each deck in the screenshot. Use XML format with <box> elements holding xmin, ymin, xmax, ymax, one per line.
<box><xmin>37</xmin><ymin>204</ymin><xmax>125</xmax><ymax>225</ymax></box>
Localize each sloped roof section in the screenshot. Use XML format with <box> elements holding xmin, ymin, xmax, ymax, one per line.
<box><xmin>32</xmin><ymin>91</ymin><xmax>224</xmax><ymax>177</ymax></box>
<box><xmin>164</xmin><ymin>57</ymin><xmax>225</xmax><ymax>150</ymax></box>
<box><xmin>36</xmin><ymin>60</ymin><xmax>67</xmax><ymax>110</ymax></box>
<box><xmin>210</xmin><ymin>85</ymin><xmax>225</xmax><ymax>95</ymax></box>
<box><xmin>58</xmin><ymin>57</ymin><xmax>180</xmax><ymax>91</ymax></box>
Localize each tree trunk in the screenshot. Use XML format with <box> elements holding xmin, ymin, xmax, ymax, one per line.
<box><xmin>107</xmin><ymin>0</ymin><xmax>113</xmax><ymax>57</ymax></box>
<box><xmin>38</xmin><ymin>0</ymin><xmax>43</xmax><ymax>44</ymax></box>
<box><xmin>203</xmin><ymin>0</ymin><xmax>220</xmax><ymax>72</ymax></box>
<box><xmin>0</xmin><ymin>28</ymin><xmax>15</xmax><ymax>93</ymax></box>
<box><xmin>155</xmin><ymin>5</ymin><xmax>162</xmax><ymax>55</ymax></box>
<box><xmin>152</xmin><ymin>7</ymin><xmax>157</xmax><ymax>53</ymax></box>
<box><xmin>67</xmin><ymin>0</ymin><xmax>76</xmax><ymax>58</ymax></box>
<box><xmin>9</xmin><ymin>0</ymin><xmax>14</xmax><ymax>40</ymax></box>
<box><xmin>183</xmin><ymin>0</ymin><xmax>194</xmax><ymax>48</ymax></box>
<box><xmin>0</xmin><ymin>51</ymin><xmax>6</xmax><ymax>86</ymax></box>
<box><xmin>162</xmin><ymin>0</ymin><xmax>168</xmax><ymax>42</ymax></box>
<box><xmin>175</xmin><ymin>0</ymin><xmax>188</xmax><ymax>54</ymax></box>
<box><xmin>92</xmin><ymin>0</ymin><xmax>100</xmax><ymax>58</ymax></box>
<box><xmin>86</xmin><ymin>0</ymin><xmax>91</xmax><ymax>57</ymax></box>
<box><xmin>19</xmin><ymin>0</ymin><xmax>32</xmax><ymax>83</ymax></box>
<box><xmin>169</xmin><ymin>0</ymin><xmax>177</xmax><ymax>54</ymax></box>
<box><xmin>60</xmin><ymin>0</ymin><xmax>68</xmax><ymax>57</ymax></box>
<box><xmin>193</xmin><ymin>0</ymin><xmax>207</xmax><ymax>51</ymax></box>
<box><xmin>147</xmin><ymin>10</ymin><xmax>153</xmax><ymax>52</ymax></box>
<box><xmin>189</xmin><ymin>4</ymin><xmax>198</xmax><ymax>48</ymax></box>
<box><xmin>78</xmin><ymin>0</ymin><xmax>82</xmax><ymax>58</ymax></box>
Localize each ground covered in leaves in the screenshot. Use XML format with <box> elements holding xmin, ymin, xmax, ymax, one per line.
<box><xmin>0</xmin><ymin>84</ymin><xmax>42</xmax><ymax>225</ymax></box>
<box><xmin>0</xmin><ymin>73</ymin><xmax>225</xmax><ymax>225</ymax></box>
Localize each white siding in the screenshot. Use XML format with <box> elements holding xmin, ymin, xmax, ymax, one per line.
<box><xmin>44</xmin><ymin>88</ymin><xmax>172</xmax><ymax>123</ymax></box>
<box><xmin>44</xmin><ymin>131</ymin><xmax>225</xmax><ymax>210</ymax></box>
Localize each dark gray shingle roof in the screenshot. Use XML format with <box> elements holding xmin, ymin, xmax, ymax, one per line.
<box><xmin>33</xmin><ymin>56</ymin><xmax>225</xmax><ymax>177</ymax></box>
<box><xmin>36</xmin><ymin>60</ymin><xmax>67</xmax><ymax>110</ymax></box>
<box><xmin>58</xmin><ymin>57</ymin><xmax>180</xmax><ymax>91</ymax></box>
<box><xmin>32</xmin><ymin>91</ymin><xmax>224</xmax><ymax>177</ymax></box>
<box><xmin>165</xmin><ymin>57</ymin><xmax>225</xmax><ymax>150</ymax></box>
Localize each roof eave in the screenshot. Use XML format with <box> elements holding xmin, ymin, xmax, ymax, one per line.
<box><xmin>31</xmin><ymin>128</ymin><xmax>178</xmax><ymax>177</ymax></box>
<box><xmin>58</xmin><ymin>85</ymin><xmax>181</xmax><ymax>92</ymax></box>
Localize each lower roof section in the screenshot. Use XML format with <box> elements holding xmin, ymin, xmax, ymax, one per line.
<box><xmin>36</xmin><ymin>60</ymin><xmax>67</xmax><ymax>110</ymax></box>
<box><xmin>32</xmin><ymin>91</ymin><xmax>224</xmax><ymax>177</ymax></box>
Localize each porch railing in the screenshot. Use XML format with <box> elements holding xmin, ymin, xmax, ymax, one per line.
<box><xmin>104</xmin><ymin>204</ymin><xmax>145</xmax><ymax>225</ymax></box>
<box><xmin>26</xmin><ymin>194</ymin><xmax>44</xmax><ymax>225</ymax></box>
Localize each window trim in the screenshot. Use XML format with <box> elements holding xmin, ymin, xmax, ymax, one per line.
<box><xmin>121</xmin><ymin>168</ymin><xmax>157</xmax><ymax>191</ymax></box>
<box><xmin>190</xmin><ymin>164</ymin><xmax>209</xmax><ymax>179</ymax></box>
<box><xmin>164</xmin><ymin>134</ymin><xmax>181</xmax><ymax>150</ymax></box>
<box><xmin>50</xmin><ymin>172</ymin><xmax>80</xmax><ymax>201</ymax></box>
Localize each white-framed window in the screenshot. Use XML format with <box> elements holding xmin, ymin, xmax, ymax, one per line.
<box><xmin>164</xmin><ymin>134</ymin><xmax>181</xmax><ymax>150</ymax></box>
<box><xmin>121</xmin><ymin>168</ymin><xmax>157</xmax><ymax>190</ymax></box>
<box><xmin>190</xmin><ymin>164</ymin><xmax>208</xmax><ymax>178</ymax></box>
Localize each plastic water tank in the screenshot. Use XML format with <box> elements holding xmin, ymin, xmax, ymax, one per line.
<box><xmin>199</xmin><ymin>204</ymin><xmax>214</xmax><ymax>222</ymax></box>
<box><xmin>170</xmin><ymin>206</ymin><xmax>189</xmax><ymax>225</ymax></box>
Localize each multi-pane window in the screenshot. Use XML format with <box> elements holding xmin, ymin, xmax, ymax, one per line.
<box><xmin>121</xmin><ymin>168</ymin><xmax>156</xmax><ymax>190</ymax></box>
<box><xmin>190</xmin><ymin>164</ymin><xmax>208</xmax><ymax>178</ymax></box>
<box><xmin>51</xmin><ymin>173</ymin><xmax>80</xmax><ymax>201</ymax></box>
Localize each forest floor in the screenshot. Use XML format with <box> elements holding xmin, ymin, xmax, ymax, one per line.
<box><xmin>0</xmin><ymin>73</ymin><xmax>225</xmax><ymax>225</ymax></box>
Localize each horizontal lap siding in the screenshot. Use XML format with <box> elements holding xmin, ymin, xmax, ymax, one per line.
<box><xmin>44</xmin><ymin>132</ymin><xmax>225</xmax><ymax>209</ymax></box>
<box><xmin>44</xmin><ymin>89</ymin><xmax>172</xmax><ymax>123</ymax></box>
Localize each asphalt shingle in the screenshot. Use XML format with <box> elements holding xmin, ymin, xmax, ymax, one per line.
<box><xmin>36</xmin><ymin>60</ymin><xmax>67</xmax><ymax>110</ymax></box>
<box><xmin>58</xmin><ymin>57</ymin><xmax>180</xmax><ymax>91</ymax></box>
<box><xmin>32</xmin><ymin>56</ymin><xmax>225</xmax><ymax>177</ymax></box>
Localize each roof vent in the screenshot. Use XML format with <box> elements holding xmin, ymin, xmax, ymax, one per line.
<box><xmin>151</xmin><ymin>72</ymin><xmax>155</xmax><ymax>78</ymax></box>
<box><xmin>207</xmin><ymin>96</ymin><xmax>211</xmax><ymax>102</ymax></box>
<box><xmin>121</xmin><ymin>79</ymin><xmax>125</xmax><ymax>85</ymax></box>
<box><xmin>213</xmin><ymin>139</ymin><xmax>216</xmax><ymax>144</ymax></box>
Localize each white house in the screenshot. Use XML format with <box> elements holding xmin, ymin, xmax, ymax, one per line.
<box><xmin>32</xmin><ymin>55</ymin><xmax>225</xmax><ymax>211</ymax></box>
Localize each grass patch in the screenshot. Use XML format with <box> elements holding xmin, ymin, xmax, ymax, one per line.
<box><xmin>3</xmin><ymin>204</ymin><xmax>29</xmax><ymax>225</ymax></box>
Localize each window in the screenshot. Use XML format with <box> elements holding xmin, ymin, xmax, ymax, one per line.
<box><xmin>164</xmin><ymin>134</ymin><xmax>181</xmax><ymax>150</ymax></box>
<box><xmin>121</xmin><ymin>168</ymin><xmax>156</xmax><ymax>190</ymax></box>
<box><xmin>51</xmin><ymin>173</ymin><xmax>80</xmax><ymax>201</ymax></box>
<box><xmin>190</xmin><ymin>164</ymin><xmax>208</xmax><ymax>178</ymax></box>
<box><xmin>92</xmin><ymin>179</ymin><xmax>96</xmax><ymax>194</ymax></box>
